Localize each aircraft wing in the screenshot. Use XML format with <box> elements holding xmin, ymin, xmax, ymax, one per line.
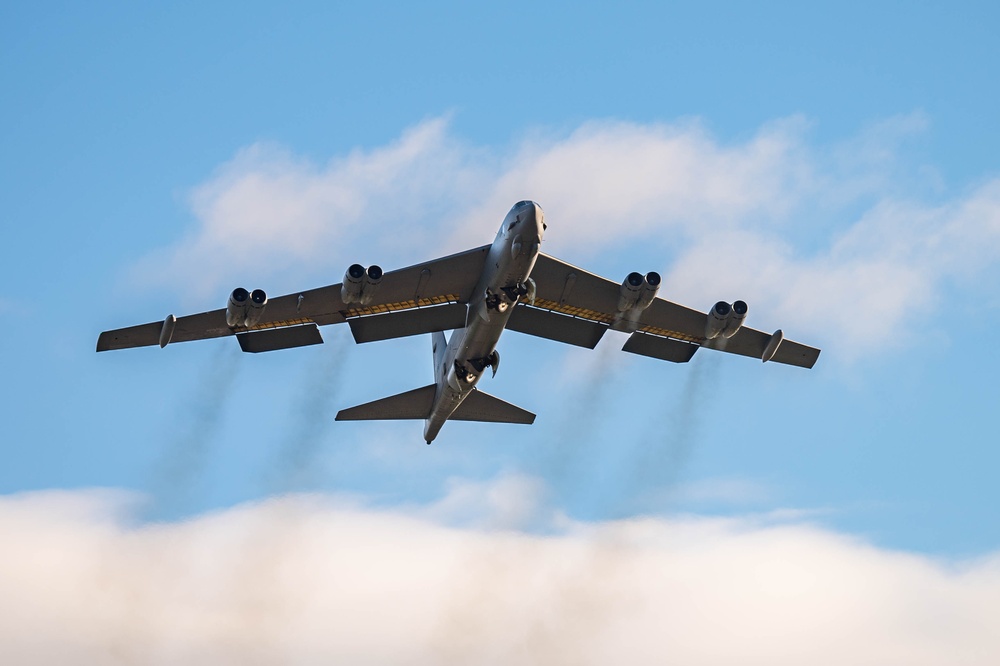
<box><xmin>510</xmin><ymin>253</ymin><xmax>819</xmax><ymax>368</ymax></box>
<box><xmin>97</xmin><ymin>245</ymin><xmax>491</xmax><ymax>352</ymax></box>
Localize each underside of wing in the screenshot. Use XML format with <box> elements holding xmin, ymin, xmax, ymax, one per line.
<box><xmin>525</xmin><ymin>253</ymin><xmax>820</xmax><ymax>368</ymax></box>
<box><xmin>97</xmin><ymin>245</ymin><xmax>491</xmax><ymax>352</ymax></box>
<box><xmin>506</xmin><ymin>303</ymin><xmax>608</xmax><ymax>348</ymax></box>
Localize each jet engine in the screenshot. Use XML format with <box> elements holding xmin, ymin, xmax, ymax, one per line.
<box><xmin>361</xmin><ymin>265</ymin><xmax>383</xmax><ymax>304</ymax></box>
<box><xmin>617</xmin><ymin>272</ymin><xmax>645</xmax><ymax>311</ymax></box>
<box><xmin>341</xmin><ymin>264</ymin><xmax>383</xmax><ymax>305</ymax></box>
<box><xmin>705</xmin><ymin>301</ymin><xmax>731</xmax><ymax>339</ymax></box>
<box><xmin>635</xmin><ymin>272</ymin><xmax>661</xmax><ymax>311</ymax></box>
<box><xmin>705</xmin><ymin>300</ymin><xmax>748</xmax><ymax>339</ymax></box>
<box><xmin>722</xmin><ymin>300</ymin><xmax>747</xmax><ymax>338</ymax></box>
<box><xmin>341</xmin><ymin>264</ymin><xmax>366</xmax><ymax>304</ymax></box>
<box><xmin>226</xmin><ymin>287</ymin><xmax>268</xmax><ymax>328</ymax></box>
<box><xmin>226</xmin><ymin>288</ymin><xmax>250</xmax><ymax>327</ymax></box>
<box><xmin>246</xmin><ymin>289</ymin><xmax>268</xmax><ymax>327</ymax></box>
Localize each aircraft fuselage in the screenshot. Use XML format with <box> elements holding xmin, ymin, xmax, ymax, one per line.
<box><xmin>423</xmin><ymin>200</ymin><xmax>545</xmax><ymax>442</ymax></box>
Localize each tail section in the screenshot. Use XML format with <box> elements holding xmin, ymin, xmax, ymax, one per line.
<box><xmin>338</xmin><ymin>331</ymin><xmax>534</xmax><ymax>430</ymax></box>
<box><xmin>451</xmin><ymin>389</ymin><xmax>535</xmax><ymax>424</ymax></box>
<box><xmin>335</xmin><ymin>385</ymin><xmax>436</xmax><ymax>421</ymax></box>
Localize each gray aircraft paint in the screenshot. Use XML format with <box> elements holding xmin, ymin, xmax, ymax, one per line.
<box><xmin>424</xmin><ymin>201</ymin><xmax>545</xmax><ymax>442</ymax></box>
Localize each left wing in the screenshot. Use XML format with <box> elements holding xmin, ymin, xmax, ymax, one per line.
<box><xmin>97</xmin><ymin>245</ymin><xmax>491</xmax><ymax>352</ymax></box>
<box><xmin>509</xmin><ymin>253</ymin><xmax>819</xmax><ymax>368</ymax></box>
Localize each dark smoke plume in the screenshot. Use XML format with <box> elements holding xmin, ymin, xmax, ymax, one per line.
<box><xmin>267</xmin><ymin>330</ymin><xmax>350</xmax><ymax>494</ymax></box>
<box><xmin>145</xmin><ymin>344</ymin><xmax>242</xmax><ymax>518</ymax></box>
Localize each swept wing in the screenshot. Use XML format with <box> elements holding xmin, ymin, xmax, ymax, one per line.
<box><xmin>507</xmin><ymin>253</ymin><xmax>819</xmax><ymax>368</ymax></box>
<box><xmin>97</xmin><ymin>245</ymin><xmax>491</xmax><ymax>352</ymax></box>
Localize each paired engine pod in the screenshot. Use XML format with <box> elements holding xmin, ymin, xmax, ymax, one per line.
<box><xmin>226</xmin><ymin>287</ymin><xmax>268</xmax><ymax>328</ymax></box>
<box><xmin>705</xmin><ymin>300</ymin><xmax>749</xmax><ymax>339</ymax></box>
<box><xmin>341</xmin><ymin>264</ymin><xmax>383</xmax><ymax>305</ymax></box>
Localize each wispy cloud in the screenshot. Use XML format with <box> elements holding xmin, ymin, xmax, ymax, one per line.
<box><xmin>129</xmin><ymin>115</ymin><xmax>1000</xmax><ymax>359</ymax></box>
<box><xmin>1</xmin><ymin>486</ymin><xmax>997</xmax><ymax>665</ymax></box>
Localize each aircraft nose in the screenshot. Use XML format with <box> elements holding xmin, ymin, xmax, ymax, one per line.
<box><xmin>516</xmin><ymin>201</ymin><xmax>544</xmax><ymax>241</ymax></box>
<box><xmin>532</xmin><ymin>203</ymin><xmax>545</xmax><ymax>238</ymax></box>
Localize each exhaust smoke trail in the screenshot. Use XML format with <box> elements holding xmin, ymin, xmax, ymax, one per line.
<box><xmin>530</xmin><ymin>341</ymin><xmax>623</xmax><ymax>512</ymax></box>
<box><xmin>267</xmin><ymin>329</ymin><xmax>351</xmax><ymax>494</ymax></box>
<box><xmin>631</xmin><ymin>353</ymin><xmax>722</xmax><ymax>506</ymax></box>
<box><xmin>145</xmin><ymin>344</ymin><xmax>242</xmax><ymax>519</ymax></box>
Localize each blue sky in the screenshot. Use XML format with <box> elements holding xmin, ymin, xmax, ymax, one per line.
<box><xmin>2</xmin><ymin>2</ymin><xmax>999</xmax><ymax>662</ymax></box>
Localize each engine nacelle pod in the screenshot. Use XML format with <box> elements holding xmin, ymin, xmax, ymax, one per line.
<box><xmin>360</xmin><ymin>265</ymin><xmax>383</xmax><ymax>305</ymax></box>
<box><xmin>705</xmin><ymin>301</ymin><xmax>731</xmax><ymax>339</ymax></box>
<box><xmin>720</xmin><ymin>300</ymin><xmax>747</xmax><ymax>338</ymax></box>
<box><xmin>226</xmin><ymin>288</ymin><xmax>251</xmax><ymax>327</ymax></box>
<box><xmin>635</xmin><ymin>272</ymin><xmax>661</xmax><ymax>311</ymax></box>
<box><xmin>341</xmin><ymin>264</ymin><xmax>366</xmax><ymax>304</ymax></box>
<box><xmin>341</xmin><ymin>264</ymin><xmax>384</xmax><ymax>305</ymax></box>
<box><xmin>245</xmin><ymin>289</ymin><xmax>268</xmax><ymax>327</ymax></box>
<box><xmin>617</xmin><ymin>272</ymin><xmax>645</xmax><ymax>311</ymax></box>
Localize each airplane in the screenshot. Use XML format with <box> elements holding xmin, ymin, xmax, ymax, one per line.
<box><xmin>98</xmin><ymin>200</ymin><xmax>820</xmax><ymax>443</ymax></box>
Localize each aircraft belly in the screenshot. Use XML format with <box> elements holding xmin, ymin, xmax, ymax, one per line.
<box><xmin>426</xmin><ymin>219</ymin><xmax>541</xmax><ymax>443</ymax></box>
<box><xmin>458</xmin><ymin>252</ymin><xmax>537</xmax><ymax>362</ymax></box>
<box><xmin>424</xmin><ymin>383</ymin><xmax>468</xmax><ymax>442</ymax></box>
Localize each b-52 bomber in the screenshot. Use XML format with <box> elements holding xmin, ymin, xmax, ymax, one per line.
<box><xmin>98</xmin><ymin>200</ymin><xmax>820</xmax><ymax>443</ymax></box>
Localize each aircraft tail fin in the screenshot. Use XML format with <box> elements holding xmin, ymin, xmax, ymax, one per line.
<box><xmin>451</xmin><ymin>389</ymin><xmax>536</xmax><ymax>424</ymax></box>
<box><xmin>335</xmin><ymin>384</ymin><xmax>436</xmax><ymax>421</ymax></box>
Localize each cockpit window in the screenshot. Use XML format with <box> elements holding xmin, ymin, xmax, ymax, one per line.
<box><xmin>515</xmin><ymin>200</ymin><xmax>532</xmax><ymax>208</ymax></box>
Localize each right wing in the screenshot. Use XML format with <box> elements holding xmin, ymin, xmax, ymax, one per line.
<box><xmin>507</xmin><ymin>253</ymin><xmax>819</xmax><ymax>368</ymax></box>
<box><xmin>97</xmin><ymin>245</ymin><xmax>491</xmax><ymax>352</ymax></box>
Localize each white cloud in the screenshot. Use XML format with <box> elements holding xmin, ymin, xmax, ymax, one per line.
<box><xmin>130</xmin><ymin>115</ymin><xmax>1000</xmax><ymax>358</ymax></box>
<box><xmin>417</xmin><ymin>472</ymin><xmax>553</xmax><ymax>530</ymax></box>
<box><xmin>1</xmin><ymin>487</ymin><xmax>998</xmax><ymax>665</ymax></box>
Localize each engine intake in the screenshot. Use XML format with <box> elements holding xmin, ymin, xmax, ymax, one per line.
<box><xmin>722</xmin><ymin>300</ymin><xmax>748</xmax><ymax>338</ymax></box>
<box><xmin>246</xmin><ymin>289</ymin><xmax>268</xmax><ymax>327</ymax></box>
<box><xmin>705</xmin><ymin>300</ymin><xmax>748</xmax><ymax>339</ymax></box>
<box><xmin>617</xmin><ymin>272</ymin><xmax>645</xmax><ymax>312</ymax></box>
<box><xmin>226</xmin><ymin>288</ymin><xmax>250</xmax><ymax>327</ymax></box>
<box><xmin>342</xmin><ymin>264</ymin><xmax>384</xmax><ymax>305</ymax></box>
<box><xmin>705</xmin><ymin>301</ymin><xmax>731</xmax><ymax>339</ymax></box>
<box><xmin>341</xmin><ymin>264</ymin><xmax>366</xmax><ymax>304</ymax></box>
<box><xmin>226</xmin><ymin>287</ymin><xmax>268</xmax><ymax>328</ymax></box>
<box><xmin>635</xmin><ymin>272</ymin><xmax>661</xmax><ymax>311</ymax></box>
<box><xmin>362</xmin><ymin>265</ymin><xmax>383</xmax><ymax>304</ymax></box>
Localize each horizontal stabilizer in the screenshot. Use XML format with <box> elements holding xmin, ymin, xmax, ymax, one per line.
<box><xmin>348</xmin><ymin>303</ymin><xmax>468</xmax><ymax>344</ymax></box>
<box><xmin>336</xmin><ymin>384</ymin><xmax>436</xmax><ymax>421</ymax></box>
<box><xmin>237</xmin><ymin>324</ymin><xmax>323</xmax><ymax>353</ymax></box>
<box><xmin>452</xmin><ymin>389</ymin><xmax>535</xmax><ymax>424</ymax></box>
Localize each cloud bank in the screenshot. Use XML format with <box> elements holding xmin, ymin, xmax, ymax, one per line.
<box><xmin>133</xmin><ymin>115</ymin><xmax>1000</xmax><ymax>359</ymax></box>
<box><xmin>2</xmin><ymin>486</ymin><xmax>998</xmax><ymax>665</ymax></box>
